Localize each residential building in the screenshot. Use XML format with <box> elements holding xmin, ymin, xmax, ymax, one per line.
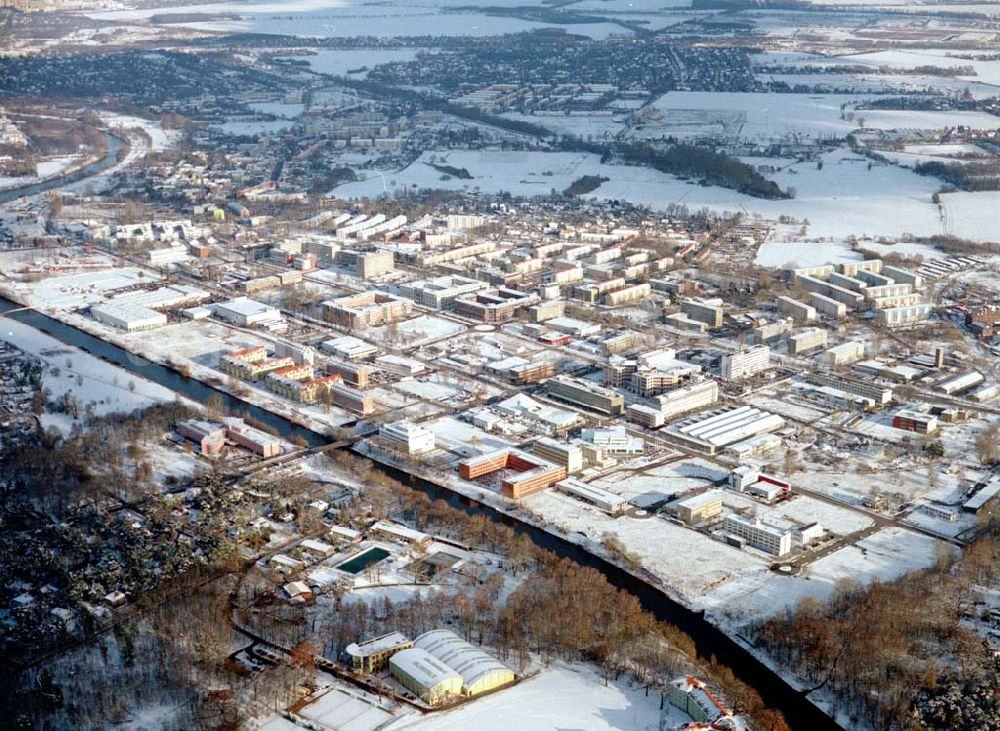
<box><xmin>399</xmin><ymin>275</ymin><xmax>485</xmax><ymax>309</ymax></box>
<box><xmin>776</xmin><ymin>295</ymin><xmax>816</xmax><ymax>323</ymax></box>
<box><xmin>720</xmin><ymin>345</ymin><xmax>771</xmax><ymax>381</ymax></box>
<box><xmin>875</xmin><ymin>303</ymin><xmax>933</xmax><ymax>328</ymax></box>
<box><xmin>788</xmin><ymin>327</ymin><xmax>828</xmax><ymax>356</ymax></box>
<box><xmin>451</xmin><ymin>287</ymin><xmax>540</xmax><ymax>323</ymax></box>
<box><xmin>680</xmin><ymin>297</ymin><xmax>724</xmax><ymax>328</ymax></box>
<box><xmin>823</xmin><ymin>341</ymin><xmax>865</xmax><ymax>367</ymax></box>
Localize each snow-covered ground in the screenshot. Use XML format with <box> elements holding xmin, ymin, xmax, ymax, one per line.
<box><xmin>99</xmin><ymin>112</ymin><xmax>179</xmax><ymax>152</ymax></box>
<box><xmin>388</xmin><ymin>661</ymin><xmax>676</xmax><ymax>731</ymax></box>
<box><xmin>755</xmin><ymin>240</ymin><xmax>860</xmax><ymax>268</ymax></box>
<box><xmin>87</xmin><ymin>0</ymin><xmax>631</xmax><ymax>39</ymax></box>
<box><xmin>0</xmin><ymin>315</ymin><xmax>180</xmax><ymax>432</ymax></box>
<box><xmin>333</xmin><ymin>147</ymin><xmax>995</xmax><ymax>240</ymax></box>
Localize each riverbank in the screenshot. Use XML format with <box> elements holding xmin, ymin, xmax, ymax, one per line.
<box><xmin>0</xmin><ymin>131</ymin><xmax>127</xmax><ymax>205</ymax></box>
<box><xmin>0</xmin><ymin>292</ymin><xmax>840</xmax><ymax>729</ymax></box>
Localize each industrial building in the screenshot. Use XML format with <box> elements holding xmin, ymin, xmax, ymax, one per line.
<box><xmin>322</xmin><ymin>335</ymin><xmax>378</xmax><ymax>361</ymax></box>
<box><xmin>176</xmin><ymin>419</ymin><xmax>226</xmax><ymax>457</ymax></box>
<box><xmin>90</xmin><ymin>302</ymin><xmax>168</xmax><ymax>332</ymax></box>
<box><xmin>668</xmin><ymin>676</ymin><xmax>733</xmax><ymax>726</ymax></box>
<box><xmin>379</xmin><ymin>420</ymin><xmax>436</xmax><ymax>456</ymax></box>
<box><xmin>458</xmin><ymin>448</ymin><xmax>566</xmax><ymax>499</ymax></box>
<box><xmin>936</xmin><ymin>371</ymin><xmax>985</xmax><ymax>396</ymax></box>
<box><xmin>727</xmin><ymin>466</ymin><xmax>789</xmax><ymax>502</ymax></box>
<box><xmin>804</xmin><ymin>372</ymin><xmax>893</xmax><ymax>407</ymax></box>
<box><xmin>580</xmin><ymin>426</ymin><xmax>644</xmax><ymax>456</ymax></box>
<box><xmin>662</xmin><ymin>406</ymin><xmax>786</xmax><ymax>454</ymax></box>
<box><xmin>213</xmin><ymin>297</ymin><xmax>282</xmax><ymax>328</ymax></box>
<box><xmin>722</xmin><ymin>514</ymin><xmax>792</xmax><ymax>556</ymax></box>
<box><xmin>545</xmin><ymin>375</ymin><xmax>625</xmax><ymax>416</ymax></box>
<box><xmin>554</xmin><ymin>478</ymin><xmax>629</xmax><ymax>515</ymax></box>
<box><xmin>720</xmin><ymin>345</ymin><xmax>771</xmax><ymax>381</ymax></box>
<box><xmin>223</xmin><ymin>418</ymin><xmax>283</xmax><ymax>457</ymax></box>
<box><xmin>892</xmin><ymin>409</ymin><xmax>938</xmax><ymax>435</ymax></box>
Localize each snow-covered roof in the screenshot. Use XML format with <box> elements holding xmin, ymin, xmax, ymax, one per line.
<box><xmin>414</xmin><ymin>629</ymin><xmax>512</xmax><ymax>689</ymax></box>
<box><xmin>390</xmin><ymin>647</ymin><xmax>462</xmax><ymax>689</ymax></box>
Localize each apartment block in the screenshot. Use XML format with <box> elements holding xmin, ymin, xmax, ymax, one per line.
<box><xmin>720</xmin><ymin>345</ymin><xmax>771</xmax><ymax>381</ymax></box>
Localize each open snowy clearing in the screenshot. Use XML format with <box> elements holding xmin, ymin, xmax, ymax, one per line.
<box><xmin>389</xmin><ymin>661</ymin><xmax>679</xmax><ymax>731</ymax></box>
<box><xmin>0</xmin><ymin>315</ymin><xmax>178</xmax><ymax>432</ymax></box>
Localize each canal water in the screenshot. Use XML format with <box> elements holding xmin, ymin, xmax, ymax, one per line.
<box><xmin>0</xmin><ymin>295</ymin><xmax>839</xmax><ymax>730</ymax></box>
<box><xmin>0</xmin><ymin>133</ymin><xmax>125</xmax><ymax>205</ymax></box>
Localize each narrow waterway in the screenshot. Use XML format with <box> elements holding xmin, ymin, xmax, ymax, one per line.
<box><xmin>0</xmin><ymin>295</ymin><xmax>839</xmax><ymax>730</ymax></box>
<box><xmin>0</xmin><ymin>133</ymin><xmax>125</xmax><ymax>205</ymax></box>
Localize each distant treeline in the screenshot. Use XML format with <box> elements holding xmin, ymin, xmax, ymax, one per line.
<box><xmin>915</xmin><ymin>160</ymin><xmax>1000</xmax><ymax>192</ymax></box>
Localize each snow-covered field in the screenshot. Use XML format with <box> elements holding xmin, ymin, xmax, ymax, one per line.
<box><xmin>0</xmin><ymin>315</ymin><xmax>179</xmax><ymax>432</ymax></box>
<box><xmin>89</xmin><ymin>0</ymin><xmax>630</xmax><ymax>38</ymax></box>
<box><xmin>292</xmin><ymin>48</ymin><xmax>425</xmax><ymax>77</ymax></box>
<box><xmin>706</xmin><ymin>527</ymin><xmax>942</xmax><ymax>627</ymax></box>
<box><xmin>755</xmin><ymin>240</ymin><xmax>860</xmax><ymax>268</ymax></box>
<box><xmin>390</xmin><ymin>661</ymin><xmax>675</xmax><ymax>731</ymax></box>
<box><xmin>334</xmin><ymin>147</ymin><xmax>997</xmax><ymax>240</ymax></box>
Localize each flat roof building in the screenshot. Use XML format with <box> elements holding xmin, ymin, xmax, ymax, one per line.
<box><xmin>346</xmin><ymin>631</ymin><xmax>414</xmax><ymax>674</ymax></box>
<box><xmin>379</xmin><ymin>420</ymin><xmax>436</xmax><ymax>456</ymax></box>
<box><xmin>458</xmin><ymin>448</ymin><xmax>566</xmax><ymax>500</ymax></box>
<box><xmin>90</xmin><ymin>302</ymin><xmax>167</xmax><ymax>332</ymax></box>
<box><xmin>720</xmin><ymin>345</ymin><xmax>771</xmax><ymax>381</ymax></box>
<box><xmin>545</xmin><ymin>374</ymin><xmax>625</xmax><ymax>416</ymax></box>
<box><xmin>669</xmin><ymin>490</ymin><xmax>724</xmax><ymax>525</ymax></box>
<box><xmin>555</xmin><ymin>478</ymin><xmax>629</xmax><ymax>515</ymax></box>
<box><xmin>722</xmin><ymin>514</ymin><xmax>792</xmax><ymax>556</ymax></box>
<box><xmin>323</xmin><ymin>291</ymin><xmax>413</xmax><ymax>329</ymax></box>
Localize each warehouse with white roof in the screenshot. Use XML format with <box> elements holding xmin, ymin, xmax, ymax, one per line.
<box><xmin>389</xmin><ymin>648</ymin><xmax>463</xmax><ymax>705</ymax></box>
<box><xmin>414</xmin><ymin>629</ymin><xmax>515</xmax><ymax>697</ymax></box>
<box><xmin>662</xmin><ymin>406</ymin><xmax>786</xmax><ymax>454</ymax></box>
